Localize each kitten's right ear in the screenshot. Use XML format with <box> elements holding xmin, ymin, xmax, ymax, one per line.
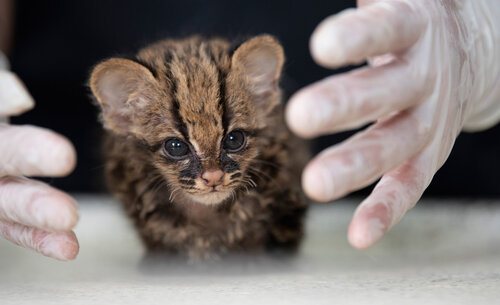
<box><xmin>90</xmin><ymin>58</ymin><xmax>159</xmax><ymax>134</ymax></box>
<box><xmin>230</xmin><ymin>35</ymin><xmax>284</xmax><ymax>117</ymax></box>
<box><xmin>231</xmin><ymin>36</ymin><xmax>284</xmax><ymax>97</ymax></box>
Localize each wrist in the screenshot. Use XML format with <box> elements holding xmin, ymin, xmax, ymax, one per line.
<box><xmin>461</xmin><ymin>0</ymin><xmax>500</xmax><ymax>131</ymax></box>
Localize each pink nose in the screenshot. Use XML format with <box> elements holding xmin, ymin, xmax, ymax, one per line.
<box><xmin>201</xmin><ymin>169</ymin><xmax>225</xmax><ymax>187</ymax></box>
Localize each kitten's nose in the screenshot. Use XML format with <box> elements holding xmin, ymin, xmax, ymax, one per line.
<box><xmin>201</xmin><ymin>169</ymin><xmax>225</xmax><ymax>187</ymax></box>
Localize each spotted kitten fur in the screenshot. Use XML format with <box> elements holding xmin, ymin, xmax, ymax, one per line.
<box><xmin>90</xmin><ymin>35</ymin><xmax>308</xmax><ymax>259</ymax></box>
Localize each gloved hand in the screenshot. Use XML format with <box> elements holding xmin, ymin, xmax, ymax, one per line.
<box><xmin>286</xmin><ymin>0</ymin><xmax>500</xmax><ymax>249</ymax></box>
<box><xmin>0</xmin><ymin>69</ymin><xmax>79</xmax><ymax>261</ymax></box>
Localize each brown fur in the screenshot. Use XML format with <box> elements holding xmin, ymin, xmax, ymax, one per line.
<box><xmin>90</xmin><ymin>35</ymin><xmax>308</xmax><ymax>259</ymax></box>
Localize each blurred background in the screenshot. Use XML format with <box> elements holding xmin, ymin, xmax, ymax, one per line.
<box><xmin>8</xmin><ymin>0</ymin><xmax>500</xmax><ymax>196</ymax></box>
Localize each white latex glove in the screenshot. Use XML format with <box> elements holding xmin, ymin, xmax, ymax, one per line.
<box><xmin>0</xmin><ymin>68</ymin><xmax>79</xmax><ymax>261</ymax></box>
<box><xmin>286</xmin><ymin>0</ymin><xmax>500</xmax><ymax>249</ymax></box>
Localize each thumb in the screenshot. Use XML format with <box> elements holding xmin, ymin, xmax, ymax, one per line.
<box><xmin>0</xmin><ymin>70</ymin><xmax>35</xmax><ymax>117</ymax></box>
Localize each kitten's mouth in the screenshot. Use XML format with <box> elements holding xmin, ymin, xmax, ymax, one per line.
<box><xmin>209</xmin><ymin>187</ymin><xmax>219</xmax><ymax>193</ymax></box>
<box><xmin>184</xmin><ymin>188</ymin><xmax>232</xmax><ymax>205</ymax></box>
<box><xmin>180</xmin><ymin>175</ymin><xmax>236</xmax><ymax>205</ymax></box>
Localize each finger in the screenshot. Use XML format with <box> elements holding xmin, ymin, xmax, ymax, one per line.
<box><xmin>310</xmin><ymin>0</ymin><xmax>425</xmax><ymax>68</ymax></box>
<box><xmin>302</xmin><ymin>110</ymin><xmax>431</xmax><ymax>202</ymax></box>
<box><xmin>347</xmin><ymin>124</ymin><xmax>456</xmax><ymax>249</ymax></box>
<box><xmin>0</xmin><ymin>124</ymin><xmax>76</xmax><ymax>177</ymax></box>
<box><xmin>0</xmin><ymin>220</ymin><xmax>79</xmax><ymax>261</ymax></box>
<box><xmin>0</xmin><ymin>176</ymin><xmax>79</xmax><ymax>231</ymax></box>
<box><xmin>348</xmin><ymin>158</ymin><xmax>430</xmax><ymax>249</ymax></box>
<box><xmin>286</xmin><ymin>60</ymin><xmax>427</xmax><ymax>138</ymax></box>
<box><xmin>0</xmin><ymin>70</ymin><xmax>35</xmax><ymax>116</ymax></box>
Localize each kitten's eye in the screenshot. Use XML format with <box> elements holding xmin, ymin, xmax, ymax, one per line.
<box><xmin>223</xmin><ymin>131</ymin><xmax>246</xmax><ymax>153</ymax></box>
<box><xmin>164</xmin><ymin>138</ymin><xmax>190</xmax><ymax>158</ymax></box>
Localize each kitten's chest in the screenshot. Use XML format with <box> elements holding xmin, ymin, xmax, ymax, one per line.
<box><xmin>181</xmin><ymin>201</ymin><xmax>219</xmax><ymax>224</ymax></box>
<box><xmin>177</xmin><ymin>193</ymin><xmax>269</xmax><ymax>232</ymax></box>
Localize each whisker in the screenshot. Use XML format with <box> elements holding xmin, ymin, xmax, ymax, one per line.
<box><xmin>134</xmin><ymin>173</ymin><xmax>164</xmax><ymax>205</ymax></box>
<box><xmin>248</xmin><ymin>178</ymin><xmax>257</xmax><ymax>188</ymax></box>
<box><xmin>226</xmin><ymin>180</ymin><xmax>240</xmax><ymax>187</ymax></box>
<box><xmin>246</xmin><ymin>167</ymin><xmax>284</xmax><ymax>191</ymax></box>
<box><xmin>245</xmin><ymin>168</ymin><xmax>266</xmax><ymax>182</ymax></box>
<box><xmin>247</xmin><ymin>167</ymin><xmax>273</xmax><ymax>183</ymax></box>
<box><xmin>250</xmin><ymin>158</ymin><xmax>281</xmax><ymax>169</ymax></box>
<box><xmin>240</xmin><ymin>176</ymin><xmax>257</xmax><ymax>192</ymax></box>
<box><xmin>169</xmin><ymin>186</ymin><xmax>182</xmax><ymax>202</ymax></box>
<box><xmin>149</xmin><ymin>178</ymin><xmax>170</xmax><ymax>204</ymax></box>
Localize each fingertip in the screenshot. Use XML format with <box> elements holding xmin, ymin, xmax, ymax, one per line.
<box><xmin>302</xmin><ymin>160</ymin><xmax>336</xmax><ymax>202</ymax></box>
<box><xmin>42</xmin><ymin>231</ymin><xmax>79</xmax><ymax>261</ymax></box>
<box><xmin>35</xmin><ymin>192</ymin><xmax>79</xmax><ymax>232</ymax></box>
<box><xmin>311</xmin><ymin>2</ymin><xmax>424</xmax><ymax>69</ymax></box>
<box><xmin>5</xmin><ymin>125</ymin><xmax>78</xmax><ymax>177</ymax></box>
<box><xmin>19</xmin><ymin>125</ymin><xmax>78</xmax><ymax>177</ymax></box>
<box><xmin>286</xmin><ymin>91</ymin><xmax>317</xmax><ymax>139</ymax></box>
<box><xmin>310</xmin><ymin>9</ymin><xmax>365</xmax><ymax>69</ymax></box>
<box><xmin>0</xmin><ymin>71</ymin><xmax>35</xmax><ymax>116</ymax></box>
<box><xmin>44</xmin><ymin>132</ymin><xmax>77</xmax><ymax>177</ymax></box>
<box><xmin>310</xmin><ymin>14</ymin><xmax>346</xmax><ymax>68</ymax></box>
<box><xmin>348</xmin><ymin>202</ymin><xmax>389</xmax><ymax>249</ymax></box>
<box><xmin>287</xmin><ymin>87</ymin><xmax>337</xmax><ymax>139</ymax></box>
<box><xmin>60</xmin><ymin>231</ymin><xmax>80</xmax><ymax>261</ymax></box>
<box><xmin>348</xmin><ymin>220</ymin><xmax>377</xmax><ymax>250</ymax></box>
<box><xmin>0</xmin><ymin>221</ymin><xmax>79</xmax><ymax>261</ymax></box>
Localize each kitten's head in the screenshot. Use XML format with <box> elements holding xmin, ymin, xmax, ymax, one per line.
<box><xmin>90</xmin><ymin>35</ymin><xmax>284</xmax><ymax>205</ymax></box>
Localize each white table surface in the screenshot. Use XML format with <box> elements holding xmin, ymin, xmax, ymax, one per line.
<box><xmin>1</xmin><ymin>195</ymin><xmax>499</xmax><ymax>305</ymax></box>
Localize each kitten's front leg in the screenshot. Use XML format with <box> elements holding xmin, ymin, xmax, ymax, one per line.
<box><xmin>266</xmin><ymin>188</ymin><xmax>307</xmax><ymax>251</ymax></box>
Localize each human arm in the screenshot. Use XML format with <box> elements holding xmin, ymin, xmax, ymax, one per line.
<box><xmin>0</xmin><ymin>0</ymin><xmax>79</xmax><ymax>260</ymax></box>
<box><xmin>286</xmin><ymin>0</ymin><xmax>500</xmax><ymax>248</ymax></box>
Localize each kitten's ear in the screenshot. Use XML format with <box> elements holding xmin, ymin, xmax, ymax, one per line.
<box><xmin>231</xmin><ymin>35</ymin><xmax>284</xmax><ymax>107</ymax></box>
<box><xmin>90</xmin><ymin>58</ymin><xmax>159</xmax><ymax>134</ymax></box>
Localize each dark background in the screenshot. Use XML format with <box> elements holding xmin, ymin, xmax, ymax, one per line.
<box><xmin>9</xmin><ymin>0</ymin><xmax>500</xmax><ymax>197</ymax></box>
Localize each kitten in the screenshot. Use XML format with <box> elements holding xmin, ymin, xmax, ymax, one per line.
<box><xmin>90</xmin><ymin>35</ymin><xmax>308</xmax><ymax>259</ymax></box>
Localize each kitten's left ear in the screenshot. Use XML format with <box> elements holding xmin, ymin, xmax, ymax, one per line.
<box><xmin>231</xmin><ymin>35</ymin><xmax>284</xmax><ymax>109</ymax></box>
